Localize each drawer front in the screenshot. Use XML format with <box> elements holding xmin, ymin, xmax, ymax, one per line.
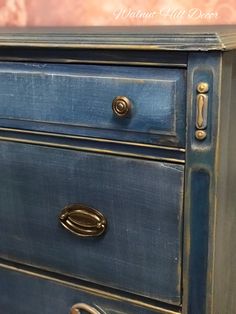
<box><xmin>0</xmin><ymin>141</ymin><xmax>183</xmax><ymax>304</ymax></box>
<box><xmin>0</xmin><ymin>63</ymin><xmax>186</xmax><ymax>147</ymax></box>
<box><xmin>0</xmin><ymin>266</ymin><xmax>179</xmax><ymax>314</ymax></box>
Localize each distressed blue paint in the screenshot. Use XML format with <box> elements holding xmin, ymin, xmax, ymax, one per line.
<box><xmin>0</xmin><ymin>27</ymin><xmax>236</xmax><ymax>314</ymax></box>
<box><xmin>183</xmin><ymin>52</ymin><xmax>222</xmax><ymax>314</ymax></box>
<box><xmin>0</xmin><ymin>141</ymin><xmax>184</xmax><ymax>305</ymax></box>
<box><xmin>0</xmin><ymin>128</ymin><xmax>185</xmax><ymax>162</ymax></box>
<box><xmin>188</xmin><ymin>170</ymin><xmax>209</xmax><ymax>314</ymax></box>
<box><xmin>0</xmin><ymin>267</ymin><xmax>177</xmax><ymax>314</ymax></box>
<box><xmin>0</xmin><ymin>47</ymin><xmax>188</xmax><ymax>67</ymax></box>
<box><xmin>0</xmin><ymin>62</ymin><xmax>186</xmax><ymax>147</ymax></box>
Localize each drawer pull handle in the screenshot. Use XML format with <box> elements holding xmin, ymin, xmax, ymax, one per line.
<box><xmin>59</xmin><ymin>204</ymin><xmax>107</xmax><ymax>237</ymax></box>
<box><xmin>70</xmin><ymin>303</ymin><xmax>101</xmax><ymax>314</ymax></box>
<box><xmin>196</xmin><ymin>94</ymin><xmax>208</xmax><ymax>129</ymax></box>
<box><xmin>112</xmin><ymin>96</ymin><xmax>132</xmax><ymax>117</ymax></box>
<box><xmin>195</xmin><ymin>82</ymin><xmax>209</xmax><ymax>141</ymax></box>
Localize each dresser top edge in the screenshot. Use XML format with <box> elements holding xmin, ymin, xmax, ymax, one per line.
<box><xmin>0</xmin><ymin>25</ymin><xmax>236</xmax><ymax>51</ymax></box>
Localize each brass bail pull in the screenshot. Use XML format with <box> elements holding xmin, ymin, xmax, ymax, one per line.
<box><xmin>59</xmin><ymin>204</ymin><xmax>107</xmax><ymax>237</ymax></box>
<box><xmin>70</xmin><ymin>303</ymin><xmax>102</xmax><ymax>314</ymax></box>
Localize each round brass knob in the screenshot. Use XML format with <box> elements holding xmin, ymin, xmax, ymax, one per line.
<box><xmin>112</xmin><ymin>96</ymin><xmax>132</xmax><ymax>117</ymax></box>
<box><xmin>195</xmin><ymin>130</ymin><xmax>207</xmax><ymax>140</ymax></box>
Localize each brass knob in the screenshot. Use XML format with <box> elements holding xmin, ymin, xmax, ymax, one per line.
<box><xmin>70</xmin><ymin>303</ymin><xmax>101</xmax><ymax>314</ymax></box>
<box><xmin>112</xmin><ymin>96</ymin><xmax>132</xmax><ymax>117</ymax></box>
<box><xmin>195</xmin><ymin>130</ymin><xmax>207</xmax><ymax>140</ymax></box>
<box><xmin>197</xmin><ymin>82</ymin><xmax>209</xmax><ymax>93</ymax></box>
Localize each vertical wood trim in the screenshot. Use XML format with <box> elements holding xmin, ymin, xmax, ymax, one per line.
<box><xmin>183</xmin><ymin>52</ymin><xmax>222</xmax><ymax>314</ymax></box>
<box><xmin>187</xmin><ymin>170</ymin><xmax>210</xmax><ymax>313</ymax></box>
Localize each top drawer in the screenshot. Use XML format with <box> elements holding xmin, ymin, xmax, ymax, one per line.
<box><xmin>0</xmin><ymin>63</ymin><xmax>186</xmax><ymax>147</ymax></box>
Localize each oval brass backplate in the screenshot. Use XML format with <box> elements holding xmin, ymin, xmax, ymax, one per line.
<box><xmin>59</xmin><ymin>204</ymin><xmax>107</xmax><ymax>237</ymax></box>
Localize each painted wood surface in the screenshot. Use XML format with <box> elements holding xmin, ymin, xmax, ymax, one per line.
<box><xmin>0</xmin><ymin>141</ymin><xmax>184</xmax><ymax>305</ymax></box>
<box><xmin>183</xmin><ymin>52</ymin><xmax>222</xmax><ymax>314</ymax></box>
<box><xmin>0</xmin><ymin>266</ymin><xmax>180</xmax><ymax>314</ymax></box>
<box><xmin>0</xmin><ymin>62</ymin><xmax>186</xmax><ymax>147</ymax></box>
<box><xmin>0</xmin><ymin>27</ymin><xmax>236</xmax><ymax>314</ymax></box>
<box><xmin>0</xmin><ymin>128</ymin><xmax>185</xmax><ymax>164</ymax></box>
<box><xmin>0</xmin><ymin>49</ymin><xmax>188</xmax><ymax>67</ymax></box>
<box><xmin>0</xmin><ymin>26</ymin><xmax>236</xmax><ymax>51</ymax></box>
<box><xmin>211</xmin><ymin>50</ymin><xmax>236</xmax><ymax>314</ymax></box>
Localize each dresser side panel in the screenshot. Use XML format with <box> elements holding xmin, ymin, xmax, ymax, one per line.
<box><xmin>212</xmin><ymin>50</ymin><xmax>236</xmax><ymax>314</ymax></box>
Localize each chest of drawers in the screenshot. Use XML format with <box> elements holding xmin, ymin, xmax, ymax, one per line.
<box><xmin>0</xmin><ymin>26</ymin><xmax>236</xmax><ymax>314</ymax></box>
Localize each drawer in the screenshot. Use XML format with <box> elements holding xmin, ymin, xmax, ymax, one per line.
<box><xmin>0</xmin><ymin>266</ymin><xmax>179</xmax><ymax>314</ymax></box>
<box><xmin>0</xmin><ymin>62</ymin><xmax>186</xmax><ymax>147</ymax></box>
<box><xmin>0</xmin><ymin>141</ymin><xmax>184</xmax><ymax>305</ymax></box>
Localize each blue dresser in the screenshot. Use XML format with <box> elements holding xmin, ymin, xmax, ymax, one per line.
<box><xmin>0</xmin><ymin>26</ymin><xmax>235</xmax><ymax>314</ymax></box>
